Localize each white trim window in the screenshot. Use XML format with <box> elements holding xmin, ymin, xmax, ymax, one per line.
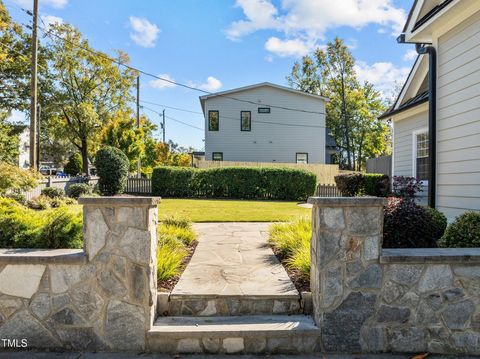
<box><xmin>413</xmin><ymin>129</ymin><xmax>429</xmax><ymax>182</ymax></box>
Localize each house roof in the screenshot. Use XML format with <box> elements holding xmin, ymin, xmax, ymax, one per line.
<box><xmin>199</xmin><ymin>82</ymin><xmax>328</xmax><ymax>114</ymax></box>
<box><xmin>379</xmin><ymin>91</ymin><xmax>429</xmax><ymax>119</ymax></box>
<box><xmin>412</xmin><ymin>0</ymin><xmax>455</xmax><ymax>31</ymax></box>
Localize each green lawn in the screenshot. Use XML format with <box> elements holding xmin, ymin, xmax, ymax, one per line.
<box><xmin>157</xmin><ymin>198</ymin><xmax>311</xmax><ymax>222</ymax></box>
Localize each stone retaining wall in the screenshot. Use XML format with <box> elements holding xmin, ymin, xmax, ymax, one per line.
<box><xmin>309</xmin><ymin>197</ymin><xmax>480</xmax><ymax>355</ymax></box>
<box><xmin>0</xmin><ymin>197</ymin><xmax>159</xmax><ymax>351</ymax></box>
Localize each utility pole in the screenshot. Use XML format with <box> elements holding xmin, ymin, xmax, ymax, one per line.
<box><xmin>29</xmin><ymin>0</ymin><xmax>39</xmax><ymax>170</ymax></box>
<box><xmin>36</xmin><ymin>104</ymin><xmax>41</xmax><ymax>170</ymax></box>
<box><xmin>162</xmin><ymin>109</ymin><xmax>165</xmax><ymax>143</ymax></box>
<box><xmin>136</xmin><ymin>75</ymin><xmax>141</xmax><ymax>177</ymax></box>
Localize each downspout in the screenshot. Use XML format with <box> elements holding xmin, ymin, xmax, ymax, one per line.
<box><xmin>397</xmin><ymin>34</ymin><xmax>437</xmax><ymax>208</ymax></box>
<box><xmin>415</xmin><ymin>43</ymin><xmax>437</xmax><ymax>209</ymax></box>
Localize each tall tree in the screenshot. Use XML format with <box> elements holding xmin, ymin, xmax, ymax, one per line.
<box><xmin>45</xmin><ymin>23</ymin><xmax>136</xmax><ymax>174</ymax></box>
<box><xmin>287</xmin><ymin>38</ymin><xmax>389</xmax><ymax>171</ymax></box>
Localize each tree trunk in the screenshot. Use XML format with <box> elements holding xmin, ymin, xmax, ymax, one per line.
<box><xmin>340</xmin><ymin>72</ymin><xmax>352</xmax><ymax>170</ymax></box>
<box><xmin>81</xmin><ymin>138</ymin><xmax>89</xmax><ymax>175</ymax></box>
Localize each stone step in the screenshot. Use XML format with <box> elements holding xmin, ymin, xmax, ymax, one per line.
<box><xmin>147</xmin><ymin>315</ymin><xmax>320</xmax><ymax>354</ymax></box>
<box><xmin>163</xmin><ymin>294</ymin><xmax>302</xmax><ymax>316</ymax></box>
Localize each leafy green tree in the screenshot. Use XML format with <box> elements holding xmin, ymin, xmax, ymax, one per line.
<box><xmin>101</xmin><ymin>110</ymin><xmax>145</xmax><ymax>171</ymax></box>
<box><xmin>45</xmin><ymin>23</ymin><xmax>136</xmax><ymax>174</ymax></box>
<box><xmin>287</xmin><ymin>37</ymin><xmax>389</xmax><ymax>170</ymax></box>
<box><xmin>63</xmin><ymin>153</ymin><xmax>83</xmax><ymax>176</ymax></box>
<box><xmin>0</xmin><ymin>112</ymin><xmax>19</xmax><ymax>164</ymax></box>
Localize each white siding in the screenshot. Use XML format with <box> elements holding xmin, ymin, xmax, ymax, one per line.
<box><xmin>392</xmin><ymin>110</ymin><xmax>428</xmax><ymax>177</ymax></box>
<box><xmin>437</xmin><ymin>11</ymin><xmax>480</xmax><ymax>219</ymax></box>
<box><xmin>203</xmin><ymin>85</ymin><xmax>326</xmax><ymax>163</ymax></box>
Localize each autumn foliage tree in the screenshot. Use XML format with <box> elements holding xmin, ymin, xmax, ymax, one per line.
<box><xmin>287</xmin><ymin>37</ymin><xmax>390</xmax><ymax>171</ymax></box>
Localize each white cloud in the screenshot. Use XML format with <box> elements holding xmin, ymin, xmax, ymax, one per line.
<box><xmin>264</xmin><ymin>37</ymin><xmax>311</xmax><ymax>57</ymax></box>
<box><xmin>149</xmin><ymin>74</ymin><xmax>176</xmax><ymax>89</ymax></box>
<box><xmin>40</xmin><ymin>15</ymin><xmax>63</xmax><ymax>29</ymax></box>
<box><xmin>129</xmin><ymin>16</ymin><xmax>160</xmax><ymax>48</ymax></box>
<box><xmin>190</xmin><ymin>76</ymin><xmax>223</xmax><ymax>92</ymax></box>
<box><xmin>226</xmin><ymin>0</ymin><xmax>406</xmax><ymax>57</ymax></box>
<box><xmin>12</xmin><ymin>0</ymin><xmax>67</xmax><ymax>9</ymax></box>
<box><xmin>355</xmin><ymin>61</ymin><xmax>410</xmax><ymax>96</ymax></box>
<box><xmin>403</xmin><ymin>49</ymin><xmax>418</xmax><ymax>61</ymax></box>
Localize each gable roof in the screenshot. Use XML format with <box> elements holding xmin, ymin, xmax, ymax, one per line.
<box><xmin>379</xmin><ymin>91</ymin><xmax>429</xmax><ymax>119</ymax></box>
<box><xmin>412</xmin><ymin>0</ymin><xmax>455</xmax><ymax>31</ymax></box>
<box><xmin>199</xmin><ymin>82</ymin><xmax>328</xmax><ymax>114</ymax></box>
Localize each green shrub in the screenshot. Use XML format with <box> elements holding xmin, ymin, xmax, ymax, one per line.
<box><xmin>152</xmin><ymin>167</ymin><xmax>195</xmax><ymax>197</ymax></box>
<box><xmin>383</xmin><ymin>198</ymin><xmax>444</xmax><ymax>248</ymax></box>
<box><xmin>268</xmin><ymin>217</ymin><xmax>311</xmax><ymax>278</ymax></box>
<box><xmin>2</xmin><ymin>192</ymin><xmax>26</xmax><ymax>205</ymax></box>
<box><xmin>67</xmin><ymin>183</ymin><xmax>92</xmax><ymax>199</ymax></box>
<box><xmin>95</xmin><ymin>146</ymin><xmax>129</xmax><ymax>196</ymax></box>
<box><xmin>362</xmin><ymin>173</ymin><xmax>390</xmax><ymax>197</ymax></box>
<box><xmin>27</xmin><ymin>195</ymin><xmax>52</xmax><ymax>210</ymax></box>
<box><xmin>64</xmin><ymin>153</ymin><xmax>83</xmax><ymax>176</ymax></box>
<box><xmin>439</xmin><ymin>211</ymin><xmax>480</xmax><ymax>248</ymax></box>
<box><xmin>0</xmin><ymin>198</ymin><xmax>82</xmax><ymax>249</ymax></box>
<box><xmin>41</xmin><ymin>187</ymin><xmax>65</xmax><ymax>199</ymax></box>
<box><xmin>425</xmin><ymin>206</ymin><xmax>448</xmax><ymax>241</ymax></box>
<box><xmin>334</xmin><ymin>173</ymin><xmax>363</xmax><ymax>197</ymax></box>
<box><xmin>0</xmin><ymin>161</ymin><xmax>40</xmax><ymax>195</ymax></box>
<box><xmin>152</xmin><ymin>166</ymin><xmax>316</xmax><ymax>201</ymax></box>
<box><xmin>156</xmin><ymin>243</ymin><xmax>188</xmax><ymax>281</ymax></box>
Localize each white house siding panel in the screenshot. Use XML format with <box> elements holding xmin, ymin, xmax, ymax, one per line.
<box><xmin>392</xmin><ymin>110</ymin><xmax>428</xmax><ymax>177</ymax></box>
<box><xmin>437</xmin><ymin>11</ymin><xmax>480</xmax><ymax>219</ymax></box>
<box><xmin>203</xmin><ymin>86</ymin><xmax>326</xmax><ymax>163</ymax></box>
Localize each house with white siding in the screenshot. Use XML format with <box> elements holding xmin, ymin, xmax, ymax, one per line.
<box><xmin>380</xmin><ymin>0</ymin><xmax>480</xmax><ymax>219</ymax></box>
<box><xmin>199</xmin><ymin>82</ymin><xmax>329</xmax><ymax>164</ymax></box>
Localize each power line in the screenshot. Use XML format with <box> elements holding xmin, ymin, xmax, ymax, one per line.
<box><xmin>141</xmin><ymin>105</ymin><xmax>203</xmax><ymax>131</ymax></box>
<box><xmin>11</xmin><ymin>8</ymin><xmax>327</xmax><ymax>116</ymax></box>
<box><xmin>140</xmin><ymin>100</ymin><xmax>203</xmax><ymax>115</ymax></box>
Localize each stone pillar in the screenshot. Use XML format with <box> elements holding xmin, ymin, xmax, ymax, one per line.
<box><xmin>308</xmin><ymin>197</ymin><xmax>385</xmax><ymax>352</ymax></box>
<box><xmin>79</xmin><ymin>196</ymin><xmax>159</xmax><ymax>350</ymax></box>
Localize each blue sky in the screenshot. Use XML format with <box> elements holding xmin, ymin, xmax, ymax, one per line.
<box><xmin>5</xmin><ymin>0</ymin><xmax>417</xmax><ymax>150</ymax></box>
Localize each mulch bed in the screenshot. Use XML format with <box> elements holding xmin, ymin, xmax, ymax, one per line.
<box><xmin>158</xmin><ymin>240</ymin><xmax>198</xmax><ymax>292</ymax></box>
<box><xmin>271</xmin><ymin>247</ymin><xmax>310</xmax><ymax>293</ymax></box>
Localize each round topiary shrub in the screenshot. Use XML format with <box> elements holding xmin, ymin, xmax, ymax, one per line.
<box><xmin>95</xmin><ymin>146</ymin><xmax>129</xmax><ymax>196</ymax></box>
<box><xmin>41</xmin><ymin>187</ymin><xmax>65</xmax><ymax>199</ymax></box>
<box><xmin>66</xmin><ymin>183</ymin><xmax>92</xmax><ymax>199</ymax></box>
<box><xmin>383</xmin><ymin>198</ymin><xmax>444</xmax><ymax>248</ymax></box>
<box><xmin>425</xmin><ymin>206</ymin><xmax>448</xmax><ymax>241</ymax></box>
<box><xmin>64</xmin><ymin>153</ymin><xmax>83</xmax><ymax>176</ymax></box>
<box><xmin>439</xmin><ymin>211</ymin><xmax>480</xmax><ymax>248</ymax></box>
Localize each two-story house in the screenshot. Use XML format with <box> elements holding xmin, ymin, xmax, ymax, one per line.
<box><xmin>199</xmin><ymin>82</ymin><xmax>329</xmax><ymax>164</ymax></box>
<box><xmin>380</xmin><ymin>0</ymin><xmax>480</xmax><ymax>219</ymax></box>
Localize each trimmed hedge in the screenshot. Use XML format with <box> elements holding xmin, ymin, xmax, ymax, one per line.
<box><xmin>152</xmin><ymin>166</ymin><xmax>317</xmax><ymax>201</ymax></box>
<box><xmin>334</xmin><ymin>172</ymin><xmax>389</xmax><ymax>197</ymax></box>
<box><xmin>439</xmin><ymin>211</ymin><xmax>480</xmax><ymax>248</ymax></box>
<box><xmin>95</xmin><ymin>146</ymin><xmax>129</xmax><ymax>196</ymax></box>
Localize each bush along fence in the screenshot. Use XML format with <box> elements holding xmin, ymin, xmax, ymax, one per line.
<box><xmin>308</xmin><ymin>196</ymin><xmax>480</xmax><ymax>355</ymax></box>
<box><xmin>151</xmin><ymin>166</ymin><xmax>317</xmax><ymax>201</ymax></box>
<box><xmin>21</xmin><ymin>176</ymin><xmax>99</xmax><ymax>201</ymax></box>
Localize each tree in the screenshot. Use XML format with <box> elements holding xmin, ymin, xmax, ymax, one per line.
<box><xmin>63</xmin><ymin>153</ymin><xmax>82</xmax><ymax>176</ymax></box>
<box><xmin>287</xmin><ymin>38</ymin><xmax>389</xmax><ymax>171</ymax></box>
<box><xmin>45</xmin><ymin>23</ymin><xmax>136</xmax><ymax>174</ymax></box>
<box><xmin>142</xmin><ymin>139</ymin><xmax>191</xmax><ymax>174</ymax></box>
<box><xmin>101</xmin><ymin>110</ymin><xmax>145</xmax><ymax>171</ymax></box>
<box><xmin>0</xmin><ymin>112</ymin><xmax>19</xmax><ymax>164</ymax></box>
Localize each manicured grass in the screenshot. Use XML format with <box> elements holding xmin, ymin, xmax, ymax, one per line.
<box><xmin>157</xmin><ymin>198</ymin><xmax>310</xmax><ymax>222</ymax></box>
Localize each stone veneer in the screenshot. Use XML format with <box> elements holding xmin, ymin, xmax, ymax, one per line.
<box><xmin>0</xmin><ymin>197</ymin><xmax>159</xmax><ymax>351</ymax></box>
<box><xmin>309</xmin><ymin>197</ymin><xmax>480</xmax><ymax>355</ymax></box>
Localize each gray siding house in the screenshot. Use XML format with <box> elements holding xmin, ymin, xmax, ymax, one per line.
<box><xmin>380</xmin><ymin>0</ymin><xmax>480</xmax><ymax>219</ymax></box>
<box><xmin>199</xmin><ymin>82</ymin><xmax>328</xmax><ymax>164</ymax></box>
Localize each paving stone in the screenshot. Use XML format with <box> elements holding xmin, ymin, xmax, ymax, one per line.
<box><xmin>442</xmin><ymin>288</ymin><xmax>464</xmax><ymax>302</ymax></box>
<box><xmin>452</xmin><ymin>332</ymin><xmax>480</xmax><ymax>355</ymax></box>
<box><xmin>222</xmin><ymin>337</ymin><xmax>244</xmax><ymax>353</ymax></box>
<box><xmin>425</xmin><ymin>293</ymin><xmax>443</xmax><ymax>310</ymax></box>
<box><xmin>128</xmin><ymin>263</ymin><xmax>146</xmax><ymax>302</ymax></box>
<box><xmin>322</xmin><ymin>265</ymin><xmax>343</xmax><ymax>307</ymax></box>
<box><xmin>361</xmin><ymin>326</ymin><xmax>387</xmax><ymax>352</ymax></box>
<box><xmin>0</xmin><ymin>296</ymin><xmax>24</xmax><ymax>318</ymax></box>
<box><xmin>30</xmin><ymin>293</ymin><xmax>51</xmax><ymax>320</ymax></box>
<box><xmin>348</xmin><ymin>264</ymin><xmax>382</xmax><ymax>289</ymax></box>
<box><xmin>377</xmin><ymin>305</ymin><xmax>410</xmax><ymax>323</ymax></box>
<box><xmin>363</xmin><ymin>236</ymin><xmax>380</xmax><ymax>261</ymax></box>
<box><xmin>105</xmin><ymin>300</ymin><xmax>145</xmax><ymax>351</ymax></box>
<box><xmin>50</xmin><ymin>266</ymin><xmax>82</xmax><ymax>294</ymax></box>
<box><xmin>418</xmin><ymin>265</ymin><xmax>453</xmax><ymax>293</ymax></box>
<box><xmin>346</xmin><ymin>260</ymin><xmax>363</xmax><ymax>278</ymax></box>
<box><xmin>0</xmin><ymin>265</ymin><xmax>45</xmax><ymax>299</ymax></box>
<box><xmin>441</xmin><ymin>300</ymin><xmax>475</xmax><ymax>330</ymax></box>
<box><xmin>244</xmin><ymin>337</ymin><xmax>266</xmax><ymax>353</ymax></box>
<box><xmin>318</xmin><ymin>231</ymin><xmax>342</xmax><ymax>265</ymax></box>
<box><xmin>345</xmin><ymin>207</ymin><xmax>382</xmax><ymax>236</ymax></box>
<box><xmin>56</xmin><ymin>327</ymin><xmax>105</xmax><ymax>351</ymax></box>
<box><xmin>177</xmin><ymin>338</ymin><xmax>201</xmax><ymax>353</ymax></box>
<box><xmin>322</xmin><ymin>292</ymin><xmax>377</xmax><ymax>352</ymax></box>
<box><xmin>416</xmin><ymin>301</ymin><xmax>439</xmax><ymax>325</ymax></box>
<box><xmin>117</xmin><ymin>228</ymin><xmax>151</xmax><ymax>265</ymax></box>
<box><xmin>387</xmin><ymin>265</ymin><xmax>423</xmax><ymax>286</ymax></box>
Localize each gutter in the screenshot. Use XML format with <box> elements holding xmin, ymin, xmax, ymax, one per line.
<box><xmin>397</xmin><ymin>35</ymin><xmax>437</xmax><ymax>209</ymax></box>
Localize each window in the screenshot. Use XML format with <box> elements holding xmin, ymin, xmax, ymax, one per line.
<box><xmin>258</xmin><ymin>107</ymin><xmax>271</xmax><ymax>114</ymax></box>
<box><xmin>212</xmin><ymin>152</ymin><xmax>223</xmax><ymax>161</ymax></box>
<box><xmin>240</xmin><ymin>111</ymin><xmax>251</xmax><ymax>131</ymax></box>
<box><xmin>414</xmin><ymin>131</ymin><xmax>429</xmax><ymax>181</ymax></box>
<box><xmin>296</xmin><ymin>153</ymin><xmax>308</xmax><ymax>164</ymax></box>
<box><xmin>208</xmin><ymin>110</ymin><xmax>219</xmax><ymax>131</ymax></box>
